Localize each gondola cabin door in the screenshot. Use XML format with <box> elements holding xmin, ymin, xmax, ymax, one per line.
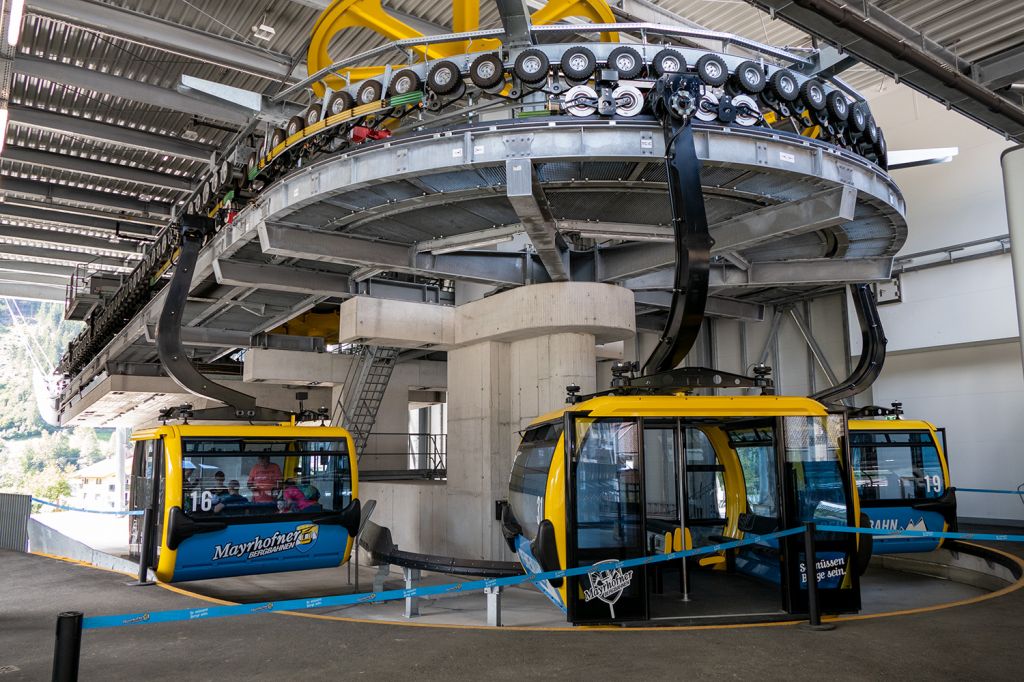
<box><xmin>565</xmin><ymin>413</ymin><xmax>649</xmax><ymax>624</ymax></box>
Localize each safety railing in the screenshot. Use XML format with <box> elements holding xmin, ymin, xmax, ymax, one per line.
<box><xmin>359</xmin><ymin>432</ymin><xmax>447</xmax><ymax>480</ymax></box>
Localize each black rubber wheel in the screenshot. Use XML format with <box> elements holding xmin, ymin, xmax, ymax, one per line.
<box><xmin>356</xmin><ymin>79</ymin><xmax>383</xmax><ymax>105</ymax></box>
<box><xmin>607</xmin><ymin>46</ymin><xmax>643</xmax><ymax>79</ymax></box>
<box><xmin>560</xmin><ymin>45</ymin><xmax>597</xmax><ymax>81</ymax></box>
<box><xmin>427</xmin><ymin>60</ymin><xmax>462</xmax><ymax>95</ymax></box>
<box><xmin>270</xmin><ymin>127</ymin><xmax>286</xmax><ymax>149</ymax></box>
<box><xmin>769</xmin><ymin>68</ymin><xmax>799</xmax><ymax>102</ymax></box>
<box><xmin>825</xmin><ymin>90</ymin><xmax>849</xmax><ymax>122</ymax></box>
<box><xmin>651</xmin><ymin>48</ymin><xmax>686</xmax><ymax>76</ymax></box>
<box><xmin>326</xmin><ymin>90</ymin><xmax>354</xmax><ymax>117</ymax></box>
<box><xmin>865</xmin><ymin>114</ymin><xmax>879</xmax><ymax>145</ymax></box>
<box><xmin>514</xmin><ymin>48</ymin><xmax>550</xmax><ymax>84</ymax></box>
<box><xmin>848</xmin><ymin>102</ymin><xmax>868</xmax><ymax>132</ymax></box>
<box><xmin>305</xmin><ymin>101</ymin><xmax>322</xmax><ymax>126</ymax></box>
<box><xmin>875</xmin><ymin>128</ymin><xmax>888</xmax><ymax>168</ymax></box>
<box><xmin>695</xmin><ymin>53</ymin><xmax>728</xmax><ymax>87</ymax></box>
<box><xmin>388</xmin><ymin>69</ymin><xmax>421</xmax><ymax>96</ymax></box>
<box><xmin>285</xmin><ymin>115</ymin><xmax>304</xmax><ymax>137</ymax></box>
<box><xmin>469</xmin><ymin>53</ymin><xmax>505</xmax><ymax>89</ymax></box>
<box><xmin>731</xmin><ymin>60</ymin><xmax>766</xmax><ymax>94</ymax></box>
<box><xmin>800</xmin><ymin>78</ymin><xmax>827</xmax><ymax>111</ymax></box>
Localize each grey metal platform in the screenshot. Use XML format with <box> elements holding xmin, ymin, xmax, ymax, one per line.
<box><xmin>57</xmin><ymin>116</ymin><xmax>906</xmax><ymax>424</ymax></box>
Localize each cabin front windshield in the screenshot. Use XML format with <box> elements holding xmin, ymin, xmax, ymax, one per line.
<box><xmin>509</xmin><ymin>423</ymin><xmax>563</xmax><ymax>542</ymax></box>
<box><xmin>850</xmin><ymin>430</ymin><xmax>944</xmax><ymax>501</ymax></box>
<box><xmin>180</xmin><ymin>438</ymin><xmax>351</xmax><ymax>518</ymax></box>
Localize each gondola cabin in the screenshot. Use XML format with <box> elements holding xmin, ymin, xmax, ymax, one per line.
<box><xmin>128</xmin><ymin>424</ymin><xmax>360</xmax><ymax>583</ymax></box>
<box><xmin>504</xmin><ymin>394</ymin><xmax>861</xmax><ymax>625</ymax></box>
<box><xmin>848</xmin><ymin>419</ymin><xmax>954</xmax><ymax>554</ymax></box>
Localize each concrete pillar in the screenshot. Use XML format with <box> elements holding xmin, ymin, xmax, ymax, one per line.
<box><xmin>337</xmin><ymin>282</ymin><xmax>635</xmax><ymax>560</ymax></box>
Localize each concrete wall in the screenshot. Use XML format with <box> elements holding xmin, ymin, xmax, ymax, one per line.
<box><xmin>359</xmin><ymin>481</ymin><xmax>449</xmax><ymax>556</ymax></box>
<box><xmin>871</xmin><ymin>341</ymin><xmax>1024</xmax><ymax>524</ymax></box>
<box><xmin>856</xmin><ymin>84</ymin><xmax>1024</xmax><ymax>523</ymax></box>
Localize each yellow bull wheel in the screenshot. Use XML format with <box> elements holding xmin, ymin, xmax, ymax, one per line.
<box><xmin>306</xmin><ymin>0</ymin><xmax>620</xmax><ymax>97</ymax></box>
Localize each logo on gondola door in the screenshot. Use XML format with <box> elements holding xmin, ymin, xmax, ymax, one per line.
<box><xmin>584</xmin><ymin>560</ymin><xmax>633</xmax><ymax>618</ymax></box>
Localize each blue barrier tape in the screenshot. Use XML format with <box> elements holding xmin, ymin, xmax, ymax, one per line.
<box><xmin>818</xmin><ymin>524</ymin><xmax>1024</xmax><ymax>543</ymax></box>
<box><xmin>955</xmin><ymin>487</ymin><xmax>1024</xmax><ymax>496</ymax></box>
<box><xmin>31</xmin><ymin>497</ymin><xmax>144</xmax><ymax>516</ymax></box>
<box><xmin>82</xmin><ymin>526</ymin><xmax>806</xmax><ymax>630</ymax></box>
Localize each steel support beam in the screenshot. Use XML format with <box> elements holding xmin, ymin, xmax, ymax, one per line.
<box><xmin>0</xmin><ymin>242</ymin><xmax>132</xmax><ymax>270</ymax></box>
<box><xmin>634</xmin><ymin>291</ymin><xmax>765</xmax><ymax>321</ymax></box>
<box><xmin>709</xmin><ymin>257</ymin><xmax>893</xmax><ymax>287</ymax></box>
<box><xmin>599</xmin><ymin>187</ymin><xmax>857</xmax><ymax>281</ymax></box>
<box><xmin>0</xmin><ymin>270</ymin><xmax>68</xmax><ymax>287</ymax></box>
<box><xmin>214</xmin><ymin>259</ymin><xmax>448</xmax><ymax>304</ymax></box>
<box><xmin>259</xmin><ymin>222</ymin><xmax>541</xmax><ymax>286</ymax></box>
<box><xmin>621</xmin><ymin>256</ymin><xmax>893</xmax><ymax>289</ymax></box>
<box><xmin>506</xmin><ymin>159</ymin><xmax>568</xmax><ymax>281</ymax></box>
<box><xmin>8</xmin><ymin>105</ymin><xmax>215</xmax><ymax>162</ymax></box>
<box><xmin>3</xmin><ymin>145</ymin><xmax>193</xmax><ymax>192</ymax></box>
<box><xmin>28</xmin><ymin>0</ymin><xmax>296</xmax><ymax>82</ymax></box>
<box><xmin>2</xmin><ymin>197</ymin><xmax>165</xmax><ymax>227</ymax></box>
<box><xmin>710</xmin><ymin>186</ymin><xmax>857</xmax><ymax>253</ymax></box>
<box><xmin>0</xmin><ymin>224</ymin><xmax>144</xmax><ymax>255</ymax></box>
<box><xmin>13</xmin><ymin>55</ymin><xmax>254</xmax><ymax>126</ymax></box>
<box><xmin>0</xmin><ymin>175</ymin><xmax>171</xmax><ymax>217</ymax></box>
<box><xmin>496</xmin><ymin>0</ymin><xmax>534</xmax><ymax>48</ymax></box>
<box><xmin>0</xmin><ymin>281</ymin><xmax>64</xmax><ymax>301</ymax></box>
<box><xmin>744</xmin><ymin>0</ymin><xmax>1024</xmax><ymax>141</ymax></box>
<box><xmin>144</xmin><ymin>324</ymin><xmax>326</xmax><ymax>353</ymax></box>
<box><xmin>974</xmin><ymin>44</ymin><xmax>1024</xmax><ymax>91</ymax></box>
<box><xmin>0</xmin><ymin>203</ymin><xmax>158</xmax><ymax>238</ymax></box>
<box><xmin>0</xmin><ymin>259</ymin><xmax>77</xmax><ymax>278</ymax></box>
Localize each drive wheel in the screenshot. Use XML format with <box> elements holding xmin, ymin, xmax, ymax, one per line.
<box><xmin>607</xmin><ymin>46</ymin><xmax>643</xmax><ymax>79</ymax></box>
<box><xmin>732</xmin><ymin>60</ymin><xmax>766</xmax><ymax>94</ymax></box>
<box><xmin>695</xmin><ymin>53</ymin><xmax>728</xmax><ymax>87</ymax></box>
<box><xmin>326</xmin><ymin>90</ymin><xmax>354</xmax><ymax>117</ymax></box>
<box><xmin>427</xmin><ymin>60</ymin><xmax>462</xmax><ymax>95</ymax></box>
<box><xmin>356</xmin><ymin>79</ymin><xmax>383</xmax><ymax>105</ymax></box>
<box><xmin>826</xmin><ymin>91</ymin><xmax>849</xmax><ymax>122</ymax></box>
<box><xmin>388</xmin><ymin>69</ymin><xmax>421</xmax><ymax>96</ymax></box>
<box><xmin>469</xmin><ymin>53</ymin><xmax>505</xmax><ymax>89</ymax></box>
<box><xmin>651</xmin><ymin>48</ymin><xmax>686</xmax><ymax>76</ymax></box>
<box><xmin>800</xmin><ymin>78</ymin><xmax>827</xmax><ymax>111</ymax></box>
<box><xmin>560</xmin><ymin>45</ymin><xmax>597</xmax><ymax>81</ymax></box>
<box><xmin>285</xmin><ymin>115</ymin><xmax>304</xmax><ymax>137</ymax></box>
<box><xmin>514</xmin><ymin>49</ymin><xmax>550</xmax><ymax>84</ymax></box>
<box><xmin>769</xmin><ymin>68</ymin><xmax>799</xmax><ymax>101</ymax></box>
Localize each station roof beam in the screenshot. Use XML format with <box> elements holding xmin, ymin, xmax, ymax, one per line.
<box><xmin>8</xmin><ymin>105</ymin><xmax>216</xmax><ymax>162</ymax></box>
<box><xmin>27</xmin><ymin>0</ymin><xmax>296</xmax><ymax>82</ymax></box>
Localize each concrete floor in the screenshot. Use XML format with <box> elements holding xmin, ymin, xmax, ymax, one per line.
<box><xmin>2</xmin><ymin>535</ymin><xmax>1022</xmax><ymax>680</ymax></box>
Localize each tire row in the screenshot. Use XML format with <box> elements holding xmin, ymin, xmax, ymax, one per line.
<box><xmin>190</xmin><ymin>45</ymin><xmax>888</xmax><ymax>218</ymax></box>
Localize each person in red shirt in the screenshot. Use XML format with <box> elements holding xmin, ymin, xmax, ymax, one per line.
<box><xmin>247</xmin><ymin>455</ymin><xmax>282</xmax><ymax>503</ymax></box>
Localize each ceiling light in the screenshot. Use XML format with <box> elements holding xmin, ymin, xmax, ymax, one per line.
<box><xmin>7</xmin><ymin>0</ymin><xmax>24</xmax><ymax>47</ymax></box>
<box><xmin>251</xmin><ymin>22</ymin><xmax>276</xmax><ymax>41</ymax></box>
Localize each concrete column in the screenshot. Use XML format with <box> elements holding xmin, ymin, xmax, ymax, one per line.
<box><xmin>337</xmin><ymin>282</ymin><xmax>635</xmax><ymax>560</ymax></box>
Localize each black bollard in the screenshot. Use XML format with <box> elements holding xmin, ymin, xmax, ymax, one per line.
<box><xmin>801</xmin><ymin>522</ymin><xmax>836</xmax><ymax>631</ymax></box>
<box><xmin>52</xmin><ymin>611</ymin><xmax>83</xmax><ymax>682</ymax></box>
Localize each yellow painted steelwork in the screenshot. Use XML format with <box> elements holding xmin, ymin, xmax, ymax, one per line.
<box><xmin>307</xmin><ymin>0</ymin><xmax>619</xmax><ymax>97</ymax></box>
<box><xmin>131</xmin><ymin>424</ymin><xmax>358</xmax><ymax>583</ymax></box>
<box><xmin>269</xmin><ymin>308</ymin><xmax>341</xmax><ymax>343</ymax></box>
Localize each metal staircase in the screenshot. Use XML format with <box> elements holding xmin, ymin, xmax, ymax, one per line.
<box><xmin>333</xmin><ymin>345</ymin><xmax>400</xmax><ymax>453</ymax></box>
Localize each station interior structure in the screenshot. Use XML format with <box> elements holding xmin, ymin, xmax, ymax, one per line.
<box><xmin>1</xmin><ymin>0</ymin><xmax>1024</xmax><ymax>677</ymax></box>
